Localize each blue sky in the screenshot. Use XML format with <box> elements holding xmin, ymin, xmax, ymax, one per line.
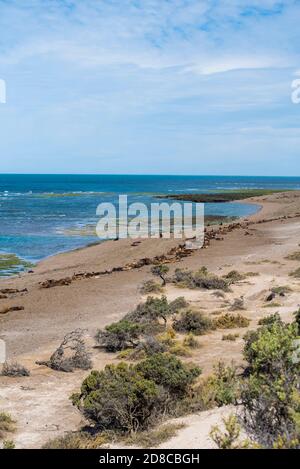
<box><xmin>0</xmin><ymin>0</ymin><xmax>300</xmax><ymax>175</ymax></box>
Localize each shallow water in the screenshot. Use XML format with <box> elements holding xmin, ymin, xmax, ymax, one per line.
<box><xmin>1</xmin><ymin>174</ymin><xmax>299</xmax><ymax>270</ymax></box>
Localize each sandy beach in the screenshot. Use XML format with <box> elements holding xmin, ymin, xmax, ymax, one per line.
<box><xmin>1</xmin><ymin>190</ymin><xmax>300</xmax><ymax>448</ymax></box>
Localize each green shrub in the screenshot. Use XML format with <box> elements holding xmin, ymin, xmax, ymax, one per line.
<box><xmin>241</xmin><ymin>321</ymin><xmax>300</xmax><ymax>447</ymax></box>
<box><xmin>173</xmin><ymin>310</ymin><xmax>213</xmax><ymax>335</ymax></box>
<box><xmin>223</xmin><ymin>270</ymin><xmax>245</xmax><ymax>283</ymax></box>
<box><xmin>271</xmin><ymin>286</ymin><xmax>292</xmax><ymax>295</ymax></box>
<box><xmin>72</xmin><ymin>363</ymin><xmax>163</xmax><ymax>434</ymax></box>
<box><xmin>126</xmin><ymin>296</ymin><xmax>175</xmax><ymax>328</ymax></box>
<box><xmin>168</xmin><ymin>343</ymin><xmax>191</xmax><ymax>357</ymax></box>
<box><xmin>173</xmin><ymin>267</ymin><xmax>230</xmax><ymax>291</ymax></box>
<box><xmin>181</xmin><ymin>362</ymin><xmax>240</xmax><ymax>413</ymax></box>
<box><xmin>213</xmin><ymin>313</ymin><xmax>250</xmax><ymax>329</ymax></box>
<box><xmin>136</xmin><ymin>353</ymin><xmax>201</xmax><ymax>397</ymax></box>
<box><xmin>208</xmin><ymin>362</ymin><xmax>240</xmax><ymax>406</ymax></box>
<box><xmin>95</xmin><ymin>320</ymin><xmax>141</xmax><ymax>352</ymax></box>
<box><xmin>294</xmin><ymin>308</ymin><xmax>300</xmax><ymax>333</ymax></box>
<box><xmin>258</xmin><ymin>312</ymin><xmax>283</xmax><ymax>326</ymax></box>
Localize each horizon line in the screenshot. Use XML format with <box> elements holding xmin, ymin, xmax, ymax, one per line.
<box><xmin>1</xmin><ymin>173</ymin><xmax>300</xmax><ymax>178</ymax></box>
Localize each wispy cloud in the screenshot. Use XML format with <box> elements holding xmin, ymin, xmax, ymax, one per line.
<box><xmin>0</xmin><ymin>0</ymin><xmax>300</xmax><ymax>174</ymax></box>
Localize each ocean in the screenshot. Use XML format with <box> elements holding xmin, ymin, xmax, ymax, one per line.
<box><xmin>1</xmin><ymin>174</ymin><xmax>300</xmax><ymax>274</ymax></box>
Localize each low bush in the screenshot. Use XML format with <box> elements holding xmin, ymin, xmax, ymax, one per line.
<box><xmin>72</xmin><ymin>363</ymin><xmax>164</xmax><ymax>434</ymax></box>
<box><xmin>262</xmin><ymin>302</ymin><xmax>282</xmax><ymax>308</ymax></box>
<box><xmin>124</xmin><ymin>423</ymin><xmax>185</xmax><ymax>448</ymax></box>
<box><xmin>241</xmin><ymin>321</ymin><xmax>300</xmax><ymax>448</ymax></box>
<box><xmin>1</xmin><ymin>361</ymin><xmax>30</xmax><ymax>377</ymax></box>
<box><xmin>210</xmin><ymin>414</ymin><xmax>252</xmax><ymax>449</ymax></box>
<box><xmin>258</xmin><ymin>312</ymin><xmax>283</xmax><ymax>326</ymax></box>
<box><xmin>207</xmin><ymin>362</ymin><xmax>240</xmax><ymax>406</ymax></box>
<box><xmin>271</xmin><ymin>286</ymin><xmax>292</xmax><ymax>295</ymax></box>
<box><xmin>95</xmin><ymin>320</ymin><xmax>141</xmax><ymax>352</ymax></box>
<box><xmin>229</xmin><ymin>297</ymin><xmax>245</xmax><ymax>311</ymax></box>
<box><xmin>289</xmin><ymin>267</ymin><xmax>300</xmax><ymax>278</ymax></box>
<box><xmin>173</xmin><ymin>267</ymin><xmax>230</xmax><ymax>291</ymax></box>
<box><xmin>285</xmin><ymin>251</ymin><xmax>300</xmax><ymax>261</ymax></box>
<box><xmin>168</xmin><ymin>343</ymin><xmax>191</xmax><ymax>357</ymax></box>
<box><xmin>2</xmin><ymin>440</ymin><xmax>15</xmax><ymax>449</ymax></box>
<box><xmin>222</xmin><ymin>333</ymin><xmax>239</xmax><ymax>341</ymax></box>
<box><xmin>125</xmin><ymin>296</ymin><xmax>184</xmax><ymax>329</ymax></box>
<box><xmin>136</xmin><ymin>353</ymin><xmax>201</xmax><ymax>398</ymax></box>
<box><xmin>0</xmin><ymin>413</ymin><xmax>15</xmax><ymax>439</ymax></box>
<box><xmin>180</xmin><ymin>361</ymin><xmax>240</xmax><ymax>414</ymax></box>
<box><xmin>36</xmin><ymin>329</ymin><xmax>92</xmax><ymax>372</ymax></box>
<box><xmin>223</xmin><ymin>270</ymin><xmax>245</xmax><ymax>283</ymax></box>
<box><xmin>140</xmin><ymin>280</ymin><xmax>163</xmax><ymax>294</ymax></box>
<box><xmin>183</xmin><ymin>333</ymin><xmax>200</xmax><ymax>349</ymax></box>
<box><xmin>43</xmin><ymin>432</ymin><xmax>108</xmax><ymax>449</ymax></box>
<box><xmin>213</xmin><ymin>313</ymin><xmax>250</xmax><ymax>329</ymax></box>
<box><xmin>173</xmin><ymin>310</ymin><xmax>213</xmax><ymax>335</ymax></box>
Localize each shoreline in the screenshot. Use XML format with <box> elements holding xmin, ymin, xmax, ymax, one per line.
<box><xmin>0</xmin><ymin>197</ymin><xmax>262</xmax><ymax>279</ymax></box>
<box><xmin>1</xmin><ymin>189</ymin><xmax>300</xmax><ymax>448</ymax></box>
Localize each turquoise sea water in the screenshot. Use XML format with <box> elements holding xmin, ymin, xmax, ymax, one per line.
<box><xmin>1</xmin><ymin>174</ymin><xmax>300</xmax><ymax>271</ymax></box>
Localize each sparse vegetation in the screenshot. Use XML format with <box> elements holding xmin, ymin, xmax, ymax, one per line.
<box><xmin>262</xmin><ymin>302</ymin><xmax>282</xmax><ymax>308</ymax></box>
<box><xmin>2</xmin><ymin>439</ymin><xmax>15</xmax><ymax>449</ymax></box>
<box><xmin>43</xmin><ymin>432</ymin><xmax>108</xmax><ymax>449</ymax></box>
<box><xmin>222</xmin><ymin>333</ymin><xmax>239</xmax><ymax>341</ymax></box>
<box><xmin>123</xmin><ymin>423</ymin><xmax>185</xmax><ymax>448</ymax></box>
<box><xmin>285</xmin><ymin>251</ymin><xmax>300</xmax><ymax>261</ymax></box>
<box><xmin>213</xmin><ymin>313</ymin><xmax>250</xmax><ymax>329</ymax></box>
<box><xmin>210</xmin><ymin>414</ymin><xmax>251</xmax><ymax>449</ymax></box>
<box><xmin>223</xmin><ymin>270</ymin><xmax>245</xmax><ymax>283</ymax></box>
<box><xmin>271</xmin><ymin>286</ymin><xmax>292</xmax><ymax>295</ymax></box>
<box><xmin>140</xmin><ymin>280</ymin><xmax>163</xmax><ymax>294</ymax></box>
<box><xmin>1</xmin><ymin>361</ymin><xmax>30</xmax><ymax>377</ymax></box>
<box><xmin>183</xmin><ymin>333</ymin><xmax>200</xmax><ymax>349</ymax></box>
<box><xmin>36</xmin><ymin>329</ymin><xmax>92</xmax><ymax>372</ymax></box>
<box><xmin>172</xmin><ymin>267</ymin><xmax>230</xmax><ymax>291</ymax></box>
<box><xmin>289</xmin><ymin>267</ymin><xmax>300</xmax><ymax>278</ymax></box>
<box><xmin>229</xmin><ymin>297</ymin><xmax>245</xmax><ymax>311</ymax></box>
<box><xmin>0</xmin><ymin>413</ymin><xmax>15</xmax><ymax>439</ymax></box>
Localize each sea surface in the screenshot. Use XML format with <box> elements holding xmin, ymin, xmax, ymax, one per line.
<box><xmin>1</xmin><ymin>174</ymin><xmax>300</xmax><ymax>274</ymax></box>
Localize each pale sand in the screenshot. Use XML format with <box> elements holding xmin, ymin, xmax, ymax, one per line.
<box><xmin>1</xmin><ymin>190</ymin><xmax>300</xmax><ymax>448</ymax></box>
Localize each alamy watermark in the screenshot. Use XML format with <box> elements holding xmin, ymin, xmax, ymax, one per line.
<box><xmin>0</xmin><ymin>79</ymin><xmax>6</xmax><ymax>103</ymax></box>
<box><xmin>96</xmin><ymin>195</ymin><xmax>204</xmax><ymax>249</ymax></box>
<box><xmin>291</xmin><ymin>75</ymin><xmax>300</xmax><ymax>104</ymax></box>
